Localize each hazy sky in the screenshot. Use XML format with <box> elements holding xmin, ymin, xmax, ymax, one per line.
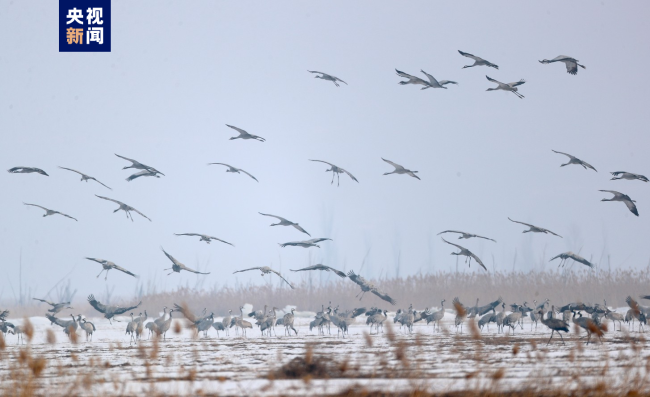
<box><xmin>1</xmin><ymin>1</ymin><xmax>649</xmax><ymax>302</ymax></box>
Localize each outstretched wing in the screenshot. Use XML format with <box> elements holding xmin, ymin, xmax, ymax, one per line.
<box><xmin>470</xmin><ymin>252</ymin><xmax>487</xmax><ymax>271</ymax></box>
<box><xmin>334</xmin><ymin>76</ymin><xmax>348</xmax><ymax>85</ymax></box>
<box><xmin>625</xmin><ymin>200</ymin><xmax>640</xmax><ymax>216</ymax></box>
<box><xmin>225</xmin><ymin>124</ymin><xmax>247</xmax><ymax>135</ymax></box>
<box><xmin>45</xmin><ymin>314</ymin><xmax>71</xmax><ymax>328</ymax></box>
<box><xmin>85</xmin><ymin>257</ymin><xmax>106</xmax><ymax>265</ymax></box>
<box><xmin>475</xmin><ymin>235</ymin><xmax>497</xmax><ymax>243</ymax></box>
<box><xmin>568</xmin><ymin>253</ymin><xmax>594</xmax><ymax>268</ymax></box>
<box><xmin>33</xmin><ymin>298</ymin><xmax>54</xmax><ymax>306</ymax></box>
<box><xmin>324</xmin><ymin>265</ymin><xmax>347</xmax><ymax>278</ymax></box>
<box><xmin>371</xmin><ymin>288</ymin><xmax>397</xmax><ymax>305</ymax></box>
<box><xmin>239</xmin><ymin>168</ymin><xmax>259</xmax><ymax>182</ymax></box>
<box><xmin>509</xmin><ymin>79</ymin><xmax>526</xmax><ymax>87</ymax></box>
<box><xmin>437</xmin><ymin>230</ymin><xmax>462</xmax><ymax>236</ymax></box>
<box><xmin>441</xmin><ymin>237</ymin><xmax>463</xmax><ymax>251</ymax></box>
<box><xmin>458</xmin><ymin>50</ymin><xmax>480</xmax><ymax>61</ymax></box>
<box><xmin>508</xmin><ymin>217</ymin><xmax>535</xmax><ymax>228</ymax></box>
<box><xmin>543</xmin><ymin>228</ymin><xmax>563</xmax><ymax>238</ymax></box>
<box><xmin>486</xmin><ymin>75</ymin><xmax>502</xmax><ymax>85</ymax></box>
<box><xmin>381</xmin><ymin>158</ymin><xmax>404</xmax><ymax>170</ymax></box>
<box><xmin>232</xmin><ymin>267</ymin><xmax>261</xmax><ymax>274</ymax></box>
<box><xmin>95</xmin><ymin>195</ymin><xmax>124</xmax><ymax>206</ymax></box>
<box><xmin>130</xmin><ymin>206</ymin><xmax>152</xmax><ymax>221</ymax></box>
<box><xmin>173</xmin><ymin>303</ymin><xmax>197</xmax><ymax>322</ymax></box>
<box><xmin>23</xmin><ymin>202</ymin><xmax>48</xmax><ymax>211</ymax></box>
<box><xmin>161</xmin><ymin>248</ymin><xmax>182</xmax><ymax>267</ymax></box>
<box><xmin>208</xmin><ymin>162</ymin><xmax>233</xmax><ymax>169</ymax></box>
<box><xmin>258</xmin><ymin>212</ymin><xmax>287</xmax><ymax>222</ymax></box>
<box><xmin>307</xmin><ymin>70</ymin><xmax>327</xmax><ymax>76</ymax></box>
<box><xmin>439</xmin><ymin>80</ymin><xmax>458</xmax><ymax>86</ymax></box>
<box><xmin>93</xmin><ymin>178</ymin><xmax>112</xmax><ymax>190</ymax></box>
<box><xmin>347</xmin><ymin>270</ymin><xmax>367</xmax><ymax>287</ymax></box>
<box><xmin>57</xmin><ymin>212</ymin><xmax>78</xmax><ymax>221</ymax></box>
<box><xmin>341</xmin><ymin>168</ymin><xmax>359</xmax><ymax>182</ymax></box>
<box><xmin>309</xmin><ymin>159</ymin><xmax>335</xmax><ymax>167</ymax></box>
<box><xmin>395</xmin><ymin>69</ymin><xmax>418</xmax><ymax>80</ymax></box>
<box><xmin>420</xmin><ymin>69</ymin><xmax>440</xmax><ymax>86</ymax></box>
<box><xmin>182</xmin><ymin>265</ymin><xmax>210</xmax><ymax>275</ymax></box>
<box><xmin>175</xmin><ymin>233</ymin><xmax>201</xmax><ymax>237</ymax></box>
<box><xmin>114</xmin><ymin>153</ymin><xmax>141</xmax><ymax>166</ymax></box>
<box><xmin>270</xmin><ymin>269</ymin><xmax>295</xmax><ymax>289</ymax></box>
<box><xmin>551</xmin><ymin>150</ymin><xmax>575</xmax><ymax>160</ymax></box>
<box><xmin>206</xmin><ymin>236</ymin><xmax>235</xmax><ymax>246</ymax></box>
<box><xmin>308</xmin><ymin>237</ymin><xmax>332</xmax><ymax>244</ymax></box>
<box><xmin>58</xmin><ymin>166</ymin><xmax>84</xmax><ymax>176</ymax></box>
<box><xmin>292</xmin><ymin>224</ymin><xmax>311</xmax><ymax>237</ymax></box>
<box><xmin>87</xmin><ymin>294</ymin><xmax>108</xmax><ymax>314</ymax></box>
<box><xmin>111</xmin><ymin>301</ymin><xmax>142</xmax><ymax>315</ymax></box>
<box><xmin>113</xmin><ymin>264</ymin><xmax>138</xmax><ymax>278</ymax></box>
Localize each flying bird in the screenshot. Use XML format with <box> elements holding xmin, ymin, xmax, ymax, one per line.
<box><xmin>419</xmin><ymin>70</ymin><xmax>458</xmax><ymax>89</ymax></box>
<box><xmin>7</xmin><ymin>167</ymin><xmax>48</xmax><ymax>176</ymax></box>
<box><xmin>126</xmin><ymin>169</ymin><xmax>161</xmax><ymax>182</ymax></box>
<box><xmin>550</xmin><ymin>252</ymin><xmax>594</xmax><ymax>269</ymax></box>
<box><xmin>508</xmin><ymin>218</ymin><xmax>562</xmax><ymax>237</ymax></box>
<box><xmin>395</xmin><ymin>69</ymin><xmax>432</xmax><ymax>89</ymax></box>
<box><xmin>208</xmin><ymin>163</ymin><xmax>258</xmax><ymax>182</ymax></box>
<box><xmin>347</xmin><ymin>270</ymin><xmax>396</xmax><ymax>305</ymax></box>
<box><xmin>382</xmin><ymin>158</ymin><xmax>420</xmax><ymax>180</ymax></box>
<box><xmin>308</xmin><ymin>71</ymin><xmax>347</xmax><ymax>87</ymax></box>
<box><xmin>114</xmin><ymin>154</ymin><xmax>164</xmax><ymax>176</ymax></box>
<box><xmin>486</xmin><ymin>76</ymin><xmax>526</xmax><ymax>99</ymax></box>
<box><xmin>458</xmin><ymin>50</ymin><xmax>499</xmax><ymax>69</ymax></box>
<box><xmin>87</xmin><ymin>294</ymin><xmax>141</xmax><ymax>324</ymax></box>
<box><xmin>232</xmin><ymin>266</ymin><xmax>294</xmax><ymax>289</ymax></box>
<box><xmin>32</xmin><ymin>298</ymin><xmax>72</xmax><ymax>314</ymax></box>
<box><xmin>225</xmin><ymin>124</ymin><xmax>265</xmax><ymax>142</ymax></box>
<box><xmin>309</xmin><ymin>160</ymin><xmax>358</xmax><ymax>186</ymax></box>
<box><xmin>85</xmin><ymin>257</ymin><xmax>138</xmax><ymax>280</ymax></box>
<box><xmin>552</xmin><ymin>150</ymin><xmax>597</xmax><ymax>172</ymax></box>
<box><xmin>539</xmin><ymin>55</ymin><xmax>585</xmax><ymax>75</ymax></box>
<box><xmin>441</xmin><ymin>238</ymin><xmax>487</xmax><ymax>271</ymax></box>
<box><xmin>610</xmin><ymin>171</ymin><xmax>648</xmax><ymax>183</ymax></box>
<box><xmin>279</xmin><ymin>237</ymin><xmax>332</xmax><ymax>248</ymax></box>
<box><xmin>58</xmin><ymin>167</ymin><xmax>111</xmax><ymax>189</ymax></box>
<box><xmin>161</xmin><ymin>247</ymin><xmax>210</xmax><ymax>275</ymax></box>
<box><xmin>599</xmin><ymin>190</ymin><xmax>639</xmax><ymax>216</ymax></box>
<box><xmin>437</xmin><ymin>230</ymin><xmax>496</xmax><ymax>242</ymax></box>
<box><xmin>290</xmin><ymin>264</ymin><xmax>347</xmax><ymax>278</ymax></box>
<box><xmin>95</xmin><ymin>195</ymin><xmax>151</xmax><ymax>222</ymax></box>
<box><xmin>23</xmin><ymin>203</ymin><xmax>77</xmax><ymax>221</ymax></box>
<box><xmin>258</xmin><ymin>212</ymin><xmax>310</xmax><ymax>236</ymax></box>
<box><xmin>174</xmin><ymin>233</ymin><xmax>234</xmax><ymax>246</ymax></box>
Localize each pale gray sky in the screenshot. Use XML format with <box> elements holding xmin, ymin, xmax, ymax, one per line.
<box><xmin>1</xmin><ymin>1</ymin><xmax>649</xmax><ymax>301</ymax></box>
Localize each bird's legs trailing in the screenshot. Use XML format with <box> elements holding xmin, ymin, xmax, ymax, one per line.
<box><xmin>97</xmin><ymin>269</ymin><xmax>105</xmax><ymax>279</ymax></box>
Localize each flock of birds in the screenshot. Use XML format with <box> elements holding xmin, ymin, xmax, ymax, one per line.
<box><xmin>1</xmin><ymin>50</ymin><xmax>647</xmax><ymax>347</ymax></box>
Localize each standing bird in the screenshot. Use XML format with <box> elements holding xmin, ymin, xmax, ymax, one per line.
<box><xmin>347</xmin><ymin>270</ymin><xmax>397</xmax><ymax>305</ymax></box>
<box><xmin>485</xmin><ymin>76</ymin><xmax>525</xmax><ymax>99</ymax></box>
<box><xmin>85</xmin><ymin>257</ymin><xmax>138</xmax><ymax>280</ymax></box>
<box><xmin>7</xmin><ymin>166</ymin><xmax>48</xmax><ymax>176</ymax></box>
<box><xmin>23</xmin><ymin>203</ymin><xmax>77</xmax><ymax>221</ymax></box>
<box><xmin>309</xmin><ymin>160</ymin><xmax>359</xmax><ymax>186</ymax></box>
<box><xmin>537</xmin><ymin>309</ymin><xmax>569</xmax><ymax>345</ymax></box>
<box><xmin>420</xmin><ymin>70</ymin><xmax>458</xmax><ymax>89</ymax></box>
<box><xmin>395</xmin><ymin>69</ymin><xmax>432</xmax><ymax>89</ymax></box>
<box><xmin>32</xmin><ymin>298</ymin><xmax>73</xmax><ymax>315</ymax></box>
<box><xmin>279</xmin><ymin>237</ymin><xmax>332</xmax><ymax>248</ymax></box>
<box><xmin>599</xmin><ymin>190</ymin><xmax>639</xmax><ymax>216</ymax></box>
<box><xmin>539</xmin><ymin>56</ymin><xmax>585</xmax><ymax>75</ymax></box>
<box><xmin>222</xmin><ymin>310</ymin><xmax>232</xmax><ymax>336</ymax></box>
<box><xmin>552</xmin><ymin>150</ymin><xmax>597</xmax><ymax>172</ymax></box>
<box><xmin>208</xmin><ymin>163</ymin><xmax>258</xmax><ymax>182</ymax></box>
<box><xmin>87</xmin><ymin>294</ymin><xmax>141</xmax><ymax>324</ymax></box>
<box><xmin>382</xmin><ymin>158</ymin><xmax>420</xmax><ymax>180</ymax></box>
<box><xmin>290</xmin><ymin>264</ymin><xmax>347</xmax><ymax>278</ymax></box>
<box><xmin>114</xmin><ymin>154</ymin><xmax>164</xmax><ymax>176</ymax></box>
<box><xmin>232</xmin><ymin>266</ymin><xmax>294</xmax><ymax>289</ymax></box>
<box><xmin>80</xmin><ymin>319</ymin><xmax>96</xmax><ymax>341</ymax></box>
<box><xmin>441</xmin><ymin>238</ymin><xmax>487</xmax><ymax>271</ymax></box>
<box><xmin>283</xmin><ymin>308</ymin><xmax>298</xmax><ymax>336</ymax></box>
<box><xmin>258</xmin><ymin>212</ymin><xmax>311</xmax><ymax>236</ymax></box>
<box><xmin>125</xmin><ymin>313</ymin><xmax>137</xmax><ymax>345</ymax></box>
<box><xmin>549</xmin><ymin>252</ymin><xmax>594</xmax><ymax>269</ymax></box>
<box><xmin>610</xmin><ymin>171</ymin><xmax>648</xmax><ymax>183</ymax></box>
<box><xmin>161</xmin><ymin>247</ymin><xmax>210</xmax><ymax>275</ymax></box>
<box><xmin>174</xmin><ymin>233</ymin><xmax>234</xmax><ymax>246</ymax></box>
<box><xmin>458</xmin><ymin>50</ymin><xmax>499</xmax><ymax>69</ymax></box>
<box><xmin>308</xmin><ymin>71</ymin><xmax>347</xmax><ymax>87</ymax></box>
<box><xmin>508</xmin><ymin>217</ymin><xmax>562</xmax><ymax>238</ymax></box>
<box><xmin>437</xmin><ymin>230</ymin><xmax>496</xmax><ymax>242</ymax></box>
<box><xmin>95</xmin><ymin>195</ymin><xmax>151</xmax><ymax>222</ymax></box>
<box><xmin>225</xmin><ymin>124</ymin><xmax>265</xmax><ymax>142</ymax></box>
<box><xmin>59</xmin><ymin>167</ymin><xmax>111</xmax><ymax>189</ymax></box>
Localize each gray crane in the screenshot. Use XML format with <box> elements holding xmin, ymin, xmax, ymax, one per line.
<box><xmin>235</xmin><ymin>306</ymin><xmax>253</xmax><ymax>337</ymax></box>
<box><xmin>552</xmin><ymin>150</ymin><xmax>597</xmax><ymax>172</ymax></box>
<box><xmin>173</xmin><ymin>303</ymin><xmax>214</xmax><ymax>337</ymax></box>
<box><xmin>95</xmin><ymin>195</ymin><xmax>151</xmax><ymax>222</ymax></box>
<box><xmin>478</xmin><ymin>310</ymin><xmax>497</xmax><ymax>331</ymax></box>
<box><xmin>46</xmin><ymin>314</ymin><xmax>79</xmax><ymax>337</ymax></box>
<box><xmin>232</xmin><ymin>266</ymin><xmax>294</xmax><ymax>289</ymax></box>
<box><xmin>486</xmin><ymin>76</ymin><xmax>525</xmax><ymax>99</ymax></box>
<box><xmin>539</xmin><ymin>55</ymin><xmax>585</xmax><ymax>75</ymax></box>
<box><xmin>87</xmin><ymin>294</ymin><xmax>141</xmax><ymax>324</ymax></box>
<box><xmin>32</xmin><ymin>298</ymin><xmax>73</xmax><ymax>315</ymax></box>
<box><xmin>156</xmin><ymin>309</ymin><xmax>174</xmax><ymax>340</ymax></box>
<box><xmin>23</xmin><ymin>203</ymin><xmax>77</xmax><ymax>221</ymax></box>
<box><xmin>395</xmin><ymin>69</ymin><xmax>432</xmax><ymax>89</ymax></box>
<box><xmin>114</xmin><ymin>154</ymin><xmax>164</xmax><ymax>176</ymax></box>
<box><xmin>550</xmin><ymin>251</ymin><xmax>594</xmax><ymax>269</ymax></box>
<box><xmin>476</xmin><ymin>297</ymin><xmax>504</xmax><ymax>316</ymax></box>
<box><xmin>309</xmin><ymin>159</ymin><xmax>359</xmax><ymax>186</ymax></box>
<box><xmin>279</xmin><ymin>237</ymin><xmax>332</xmax><ymax>248</ymax></box>
<box><xmin>347</xmin><ymin>270</ymin><xmax>397</xmax><ymax>305</ymax></box>
<box><xmin>174</xmin><ymin>233</ymin><xmax>234</xmax><ymax>246</ymax></box>
<box><xmin>80</xmin><ymin>319</ymin><xmax>96</xmax><ymax>341</ymax></box>
<box><xmin>290</xmin><ymin>264</ymin><xmax>346</xmax><ymax>278</ymax></box>
<box><xmin>503</xmin><ymin>305</ymin><xmax>524</xmax><ymax>334</ymax></box>
<box><xmin>610</xmin><ymin>171</ymin><xmax>648</xmax><ymax>183</ymax></box>
<box><xmin>260</xmin><ymin>307</ymin><xmax>279</xmax><ymax>337</ymax></box>
<box><xmin>212</xmin><ymin>321</ymin><xmax>226</xmax><ymax>337</ymax></box>
<box><xmin>282</xmin><ymin>308</ymin><xmax>298</xmax><ymax>336</ymax></box>
<box><xmin>438</xmin><ymin>230</ymin><xmax>496</xmax><ymax>242</ymax></box>
<box><xmin>153</xmin><ymin>307</ymin><xmax>168</xmax><ymax>331</ymax></box>
<box><xmin>452</xmin><ymin>297</ymin><xmax>467</xmax><ymax>333</ymax></box>
<box><xmin>59</xmin><ymin>166</ymin><xmax>111</xmax><ymax>189</ymax></box>
<box><xmin>605</xmin><ymin>308</ymin><xmax>624</xmax><ymax>331</ymax></box>
<box><xmin>496</xmin><ymin>303</ymin><xmax>506</xmax><ymax>333</ymax></box>
<box><xmin>420</xmin><ymin>70</ymin><xmax>458</xmax><ymax>89</ymax></box>
<box><xmin>572</xmin><ymin>309</ymin><xmax>603</xmax><ymax>344</ymax></box>
<box><xmin>259</xmin><ymin>212</ymin><xmax>311</xmax><ymax>236</ymax></box>
<box><xmin>425</xmin><ymin>300</ymin><xmax>445</xmax><ymax>332</ymax></box>
<box><xmin>366</xmin><ymin>309</ymin><xmax>387</xmax><ymax>334</ymax></box>
<box><xmin>537</xmin><ymin>309</ymin><xmax>569</xmax><ymax>345</ymax></box>
<box><xmin>458</xmin><ymin>50</ymin><xmax>498</xmax><ymax>69</ymax></box>
<box><xmin>222</xmin><ymin>310</ymin><xmax>232</xmax><ymax>336</ymax></box>
<box><xmin>441</xmin><ymin>238</ymin><xmax>487</xmax><ymax>271</ymax></box>
<box><xmin>161</xmin><ymin>247</ymin><xmax>210</xmax><ymax>275</ymax></box>
<box><xmin>226</xmin><ymin>124</ymin><xmax>266</xmax><ymax>142</ymax></box>
<box><xmin>382</xmin><ymin>158</ymin><xmax>420</xmax><ymax>180</ymax></box>
<box><xmin>599</xmin><ymin>190</ymin><xmax>639</xmax><ymax>216</ymax></box>
<box><xmin>208</xmin><ymin>163</ymin><xmax>258</xmax><ymax>182</ymax></box>
<box><xmin>626</xmin><ymin>296</ymin><xmax>647</xmax><ymax>332</ymax></box>
<box><xmin>126</xmin><ymin>169</ymin><xmax>161</xmax><ymax>182</ymax></box>
<box><xmin>508</xmin><ymin>217</ymin><xmax>562</xmax><ymax>237</ymax></box>
<box><xmin>135</xmin><ymin>311</ymin><xmax>147</xmax><ymax>340</ymax></box>
<box><xmin>8</xmin><ymin>166</ymin><xmax>48</xmax><ymax>176</ymax></box>
<box><xmin>308</xmin><ymin>70</ymin><xmax>347</xmax><ymax>87</ymax></box>
<box><xmin>85</xmin><ymin>257</ymin><xmax>138</xmax><ymax>280</ymax></box>
<box><xmin>125</xmin><ymin>313</ymin><xmax>137</xmax><ymax>345</ymax></box>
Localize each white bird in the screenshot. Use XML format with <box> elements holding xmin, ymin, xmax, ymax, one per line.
<box><xmin>508</xmin><ymin>218</ymin><xmax>562</xmax><ymax>238</ymax></box>
<box><xmin>610</xmin><ymin>171</ymin><xmax>648</xmax><ymax>183</ymax></box>
<box><xmin>419</xmin><ymin>70</ymin><xmax>458</xmax><ymax>89</ymax></box>
<box><xmin>174</xmin><ymin>233</ymin><xmax>234</xmax><ymax>246</ymax></box>
<box><xmin>486</xmin><ymin>75</ymin><xmax>526</xmax><ymax>99</ymax></box>
<box><xmin>232</xmin><ymin>266</ymin><xmax>294</xmax><ymax>289</ymax></box>
<box><xmin>308</xmin><ymin>71</ymin><xmax>347</xmax><ymax>87</ymax></box>
<box><xmin>539</xmin><ymin>55</ymin><xmax>585</xmax><ymax>75</ymax></box>
<box><xmin>382</xmin><ymin>158</ymin><xmax>420</xmax><ymax>180</ymax></box>
<box><xmin>437</xmin><ymin>230</ymin><xmax>496</xmax><ymax>242</ymax></box>
<box><xmin>85</xmin><ymin>257</ymin><xmax>138</xmax><ymax>280</ymax></box>
<box><xmin>208</xmin><ymin>163</ymin><xmax>258</xmax><ymax>182</ymax></box>
<box><xmin>58</xmin><ymin>167</ymin><xmax>111</xmax><ymax>189</ymax></box>
<box><xmin>441</xmin><ymin>238</ymin><xmax>487</xmax><ymax>271</ymax></box>
<box><xmin>126</xmin><ymin>169</ymin><xmax>161</xmax><ymax>182</ymax></box>
<box><xmin>161</xmin><ymin>247</ymin><xmax>210</xmax><ymax>275</ymax></box>
<box><xmin>258</xmin><ymin>212</ymin><xmax>310</xmax><ymax>236</ymax></box>
<box><xmin>225</xmin><ymin>124</ymin><xmax>265</xmax><ymax>142</ymax></box>
<box><xmin>95</xmin><ymin>195</ymin><xmax>151</xmax><ymax>222</ymax></box>
<box><xmin>458</xmin><ymin>50</ymin><xmax>499</xmax><ymax>69</ymax></box>
<box><xmin>309</xmin><ymin>160</ymin><xmax>358</xmax><ymax>186</ymax></box>
<box><xmin>395</xmin><ymin>69</ymin><xmax>431</xmax><ymax>89</ymax></box>
<box><xmin>599</xmin><ymin>190</ymin><xmax>639</xmax><ymax>216</ymax></box>
<box><xmin>552</xmin><ymin>150</ymin><xmax>597</xmax><ymax>172</ymax></box>
<box><xmin>23</xmin><ymin>203</ymin><xmax>77</xmax><ymax>221</ymax></box>
<box><xmin>550</xmin><ymin>252</ymin><xmax>593</xmax><ymax>269</ymax></box>
<box><xmin>279</xmin><ymin>238</ymin><xmax>332</xmax><ymax>248</ymax></box>
<box><xmin>114</xmin><ymin>154</ymin><xmax>164</xmax><ymax>176</ymax></box>
<box><xmin>8</xmin><ymin>166</ymin><xmax>48</xmax><ymax>176</ymax></box>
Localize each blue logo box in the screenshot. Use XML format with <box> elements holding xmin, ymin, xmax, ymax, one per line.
<box><xmin>59</xmin><ymin>0</ymin><xmax>111</xmax><ymax>52</ymax></box>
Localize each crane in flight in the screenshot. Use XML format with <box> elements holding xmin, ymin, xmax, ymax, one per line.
<box><xmin>232</xmin><ymin>266</ymin><xmax>294</xmax><ymax>289</ymax></box>
<box><xmin>486</xmin><ymin>76</ymin><xmax>525</xmax><ymax>99</ymax></box>
<box><xmin>441</xmin><ymin>238</ymin><xmax>487</xmax><ymax>271</ymax></box>
<box><xmin>161</xmin><ymin>247</ymin><xmax>210</xmax><ymax>275</ymax></box>
<box><xmin>308</xmin><ymin>71</ymin><xmax>347</xmax><ymax>87</ymax></box>
<box><xmin>59</xmin><ymin>166</ymin><xmax>111</xmax><ymax>189</ymax></box>
<box><xmin>23</xmin><ymin>203</ymin><xmax>77</xmax><ymax>221</ymax></box>
<box><xmin>309</xmin><ymin>160</ymin><xmax>358</xmax><ymax>186</ymax></box>
<box><xmin>458</xmin><ymin>50</ymin><xmax>499</xmax><ymax>69</ymax></box>
<box><xmin>85</xmin><ymin>257</ymin><xmax>138</xmax><ymax>280</ymax></box>
<box><xmin>539</xmin><ymin>55</ymin><xmax>585</xmax><ymax>75</ymax></box>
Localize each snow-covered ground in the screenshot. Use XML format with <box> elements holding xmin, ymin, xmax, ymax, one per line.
<box><xmin>1</xmin><ymin>309</ymin><xmax>649</xmax><ymax>396</ymax></box>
